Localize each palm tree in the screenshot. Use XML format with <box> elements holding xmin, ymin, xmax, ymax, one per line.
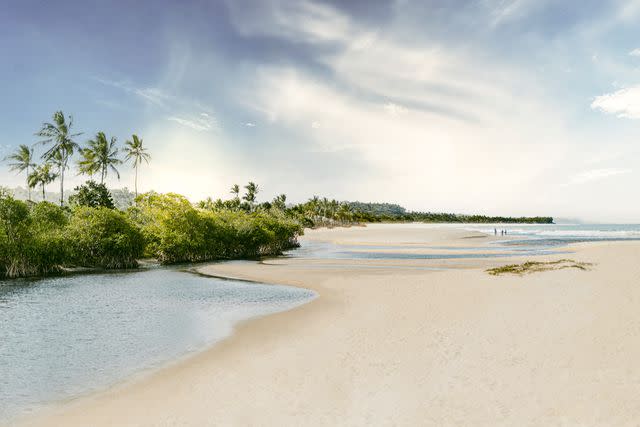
<box><xmin>28</xmin><ymin>163</ymin><xmax>58</xmax><ymax>201</ymax></box>
<box><xmin>243</xmin><ymin>182</ymin><xmax>259</xmax><ymax>205</ymax></box>
<box><xmin>36</xmin><ymin>111</ymin><xmax>81</xmax><ymax>206</ymax></box>
<box><xmin>337</xmin><ymin>203</ymin><xmax>353</xmax><ymax>224</ymax></box>
<box><xmin>230</xmin><ymin>184</ymin><xmax>240</xmax><ymax>200</ymax></box>
<box><xmin>4</xmin><ymin>144</ymin><xmax>35</xmax><ymax>201</ymax></box>
<box><xmin>123</xmin><ymin>134</ymin><xmax>150</xmax><ymax>198</ymax></box>
<box><xmin>84</xmin><ymin>132</ymin><xmax>121</xmax><ymax>184</ymax></box>
<box><xmin>77</xmin><ymin>147</ymin><xmax>99</xmax><ymax>178</ymax></box>
<box><xmin>272</xmin><ymin>194</ymin><xmax>287</xmax><ymax>210</ymax></box>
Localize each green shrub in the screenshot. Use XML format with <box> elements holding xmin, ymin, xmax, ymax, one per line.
<box><xmin>0</xmin><ymin>190</ymin><xmax>303</xmax><ymax>277</ymax></box>
<box><xmin>0</xmin><ymin>196</ymin><xmax>68</xmax><ymax>277</ymax></box>
<box><xmin>0</xmin><ymin>195</ymin><xmax>32</xmax><ymax>277</ymax></box>
<box><xmin>66</xmin><ymin>207</ymin><xmax>145</xmax><ymax>269</ymax></box>
<box><xmin>30</xmin><ymin>201</ymin><xmax>69</xmax><ymax>230</ymax></box>
<box><xmin>131</xmin><ymin>192</ymin><xmax>303</xmax><ymax>264</ymax></box>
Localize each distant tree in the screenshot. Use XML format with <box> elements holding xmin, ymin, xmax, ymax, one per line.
<box><xmin>123</xmin><ymin>134</ymin><xmax>150</xmax><ymax>198</ymax></box>
<box><xmin>83</xmin><ymin>132</ymin><xmax>121</xmax><ymax>184</ymax></box>
<box><xmin>36</xmin><ymin>111</ymin><xmax>82</xmax><ymax>206</ymax></box>
<box><xmin>243</xmin><ymin>182</ymin><xmax>259</xmax><ymax>205</ymax></box>
<box><xmin>272</xmin><ymin>194</ymin><xmax>287</xmax><ymax>210</ymax></box>
<box><xmin>337</xmin><ymin>203</ymin><xmax>353</xmax><ymax>224</ymax></box>
<box><xmin>230</xmin><ymin>184</ymin><xmax>240</xmax><ymax>199</ymax></box>
<box><xmin>68</xmin><ymin>181</ymin><xmax>115</xmax><ymax>209</ymax></box>
<box><xmin>28</xmin><ymin>163</ymin><xmax>58</xmax><ymax>201</ymax></box>
<box><xmin>4</xmin><ymin>145</ymin><xmax>36</xmax><ymax>201</ymax></box>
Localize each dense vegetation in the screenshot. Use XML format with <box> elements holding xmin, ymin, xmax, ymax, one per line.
<box><xmin>0</xmin><ymin>188</ymin><xmax>303</xmax><ymax>278</ymax></box>
<box><xmin>341</xmin><ymin>202</ymin><xmax>552</xmax><ymax>224</ymax></box>
<box><xmin>375</xmin><ymin>211</ymin><xmax>554</xmax><ymax>224</ymax></box>
<box><xmin>346</xmin><ymin>202</ymin><xmax>406</xmax><ymax>217</ymax></box>
<box><xmin>288</xmin><ymin>198</ymin><xmax>553</xmax><ymax>226</ymax></box>
<box><xmin>132</xmin><ymin>192</ymin><xmax>301</xmax><ymax>264</ymax></box>
<box><xmin>0</xmin><ymin>192</ymin><xmax>144</xmax><ymax>278</ymax></box>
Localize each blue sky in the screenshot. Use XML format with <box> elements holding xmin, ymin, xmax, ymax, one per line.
<box><xmin>1</xmin><ymin>0</ymin><xmax>640</xmax><ymax>221</ymax></box>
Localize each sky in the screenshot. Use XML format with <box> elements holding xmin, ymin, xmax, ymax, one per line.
<box><xmin>1</xmin><ymin>0</ymin><xmax>640</xmax><ymax>222</ymax></box>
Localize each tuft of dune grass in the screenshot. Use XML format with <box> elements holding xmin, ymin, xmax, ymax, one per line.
<box><xmin>486</xmin><ymin>259</ymin><xmax>592</xmax><ymax>276</ymax></box>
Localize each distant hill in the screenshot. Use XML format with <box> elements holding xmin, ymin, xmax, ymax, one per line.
<box><xmin>344</xmin><ymin>201</ymin><xmax>552</xmax><ymax>224</ymax></box>
<box><xmin>346</xmin><ymin>202</ymin><xmax>406</xmax><ymax>217</ymax></box>
<box><xmin>3</xmin><ymin>186</ymin><xmax>136</xmax><ymax>210</ymax></box>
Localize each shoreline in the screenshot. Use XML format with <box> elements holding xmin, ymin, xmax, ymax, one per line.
<box><xmin>3</xmin><ymin>267</ymin><xmax>317</xmax><ymax>427</ymax></box>
<box><xmin>12</xmin><ymin>269</ymin><xmax>329</xmax><ymax>427</ymax></box>
<box><xmin>13</xmin><ymin>225</ymin><xmax>640</xmax><ymax>426</ymax></box>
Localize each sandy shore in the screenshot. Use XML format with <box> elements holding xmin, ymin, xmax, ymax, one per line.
<box><xmin>15</xmin><ymin>224</ymin><xmax>640</xmax><ymax>426</ymax></box>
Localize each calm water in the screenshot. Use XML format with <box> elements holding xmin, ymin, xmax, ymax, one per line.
<box><xmin>463</xmin><ymin>223</ymin><xmax>640</xmax><ymax>247</ymax></box>
<box><xmin>0</xmin><ymin>268</ymin><xmax>315</xmax><ymax>422</ymax></box>
<box><xmin>285</xmin><ymin>224</ymin><xmax>640</xmax><ymax>261</ymax></box>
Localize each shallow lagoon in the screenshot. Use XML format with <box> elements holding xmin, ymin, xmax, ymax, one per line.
<box><xmin>0</xmin><ymin>267</ymin><xmax>315</xmax><ymax>422</ymax></box>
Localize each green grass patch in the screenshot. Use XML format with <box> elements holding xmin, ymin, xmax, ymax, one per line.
<box><xmin>487</xmin><ymin>259</ymin><xmax>592</xmax><ymax>276</ymax></box>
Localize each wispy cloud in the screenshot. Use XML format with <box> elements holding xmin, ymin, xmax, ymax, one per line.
<box><xmin>167</xmin><ymin>112</ymin><xmax>217</xmax><ymax>131</ymax></box>
<box><xmin>96</xmin><ymin>75</ymin><xmax>220</xmax><ymax>131</ymax></box>
<box><xmin>95</xmin><ymin>77</ymin><xmax>170</xmax><ymax>107</ymax></box>
<box><xmin>244</xmin><ymin>122</ymin><xmax>256</xmax><ymax>127</ymax></box>
<box><xmin>629</xmin><ymin>48</ymin><xmax>640</xmax><ymax>57</ymax></box>
<box><xmin>133</xmin><ymin>88</ymin><xmax>170</xmax><ymax>107</ymax></box>
<box><xmin>565</xmin><ymin>168</ymin><xmax>632</xmax><ymax>186</ymax></box>
<box><xmin>591</xmin><ymin>86</ymin><xmax>640</xmax><ymax>119</ymax></box>
<box><xmin>486</xmin><ymin>0</ymin><xmax>539</xmax><ymax>28</ymax></box>
<box><xmin>225</xmin><ymin>0</ymin><xmax>351</xmax><ymax>44</ymax></box>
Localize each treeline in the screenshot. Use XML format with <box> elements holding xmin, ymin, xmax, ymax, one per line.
<box><xmin>366</xmin><ymin>211</ymin><xmax>554</xmax><ymax>224</ymax></box>
<box><xmin>346</xmin><ymin>202</ymin><xmax>406</xmax><ymax>217</ymax></box>
<box><xmin>412</xmin><ymin>213</ymin><xmax>553</xmax><ymax>224</ymax></box>
<box><xmin>0</xmin><ymin>186</ymin><xmax>303</xmax><ymax>279</ymax></box>
<box><xmin>287</xmin><ymin>199</ymin><xmax>553</xmax><ymax>226</ymax></box>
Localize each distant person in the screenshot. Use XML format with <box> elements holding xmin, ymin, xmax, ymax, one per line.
<box><xmin>494</xmin><ymin>228</ymin><xmax>497</xmax><ymax>235</ymax></box>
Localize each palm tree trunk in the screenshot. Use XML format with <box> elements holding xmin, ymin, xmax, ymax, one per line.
<box><xmin>26</xmin><ymin>167</ymin><xmax>31</xmax><ymax>201</ymax></box>
<box><xmin>59</xmin><ymin>168</ymin><xmax>64</xmax><ymax>206</ymax></box>
<box><xmin>42</xmin><ymin>184</ymin><xmax>45</xmax><ymax>201</ymax></box>
<box><xmin>60</xmin><ymin>149</ymin><xmax>68</xmax><ymax>206</ymax></box>
<box><xmin>134</xmin><ymin>165</ymin><xmax>138</xmax><ymax>198</ymax></box>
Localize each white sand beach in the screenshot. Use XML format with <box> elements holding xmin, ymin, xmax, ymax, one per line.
<box><xmin>16</xmin><ymin>224</ymin><xmax>640</xmax><ymax>426</ymax></box>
